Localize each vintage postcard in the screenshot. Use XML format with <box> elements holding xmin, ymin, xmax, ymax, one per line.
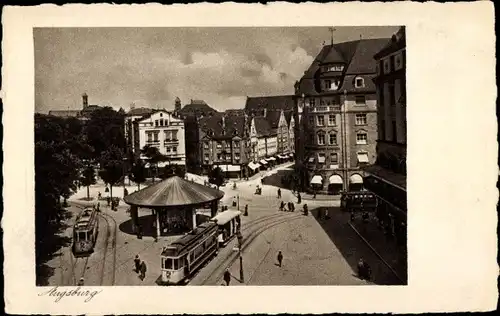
<box><xmin>2</xmin><ymin>2</ymin><xmax>497</xmax><ymax>314</ymax></box>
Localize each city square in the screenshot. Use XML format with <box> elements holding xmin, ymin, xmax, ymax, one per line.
<box><xmin>34</xmin><ymin>26</ymin><xmax>407</xmax><ymax>287</ymax></box>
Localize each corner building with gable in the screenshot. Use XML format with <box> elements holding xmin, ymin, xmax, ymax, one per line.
<box><xmin>294</xmin><ymin>38</ymin><xmax>389</xmax><ymax>194</ymax></box>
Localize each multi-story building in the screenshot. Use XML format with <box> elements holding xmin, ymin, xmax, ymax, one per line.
<box><xmin>364</xmin><ymin>26</ymin><xmax>407</xmax><ymax>241</ymax></box>
<box><xmin>245</xmin><ymin>95</ymin><xmax>295</xmax><ymax>159</ymax></box>
<box><xmin>174</xmin><ymin>99</ymin><xmax>218</xmax><ymax>173</ymax></box>
<box><xmin>137</xmin><ymin>110</ymin><xmax>186</xmax><ymax>166</ymax></box>
<box><xmin>198</xmin><ymin>113</ymin><xmax>251</xmax><ymax>178</ymax></box>
<box><xmin>124</xmin><ymin>106</ymin><xmax>156</xmax><ymax>158</ymax></box>
<box><xmin>48</xmin><ymin>93</ymin><xmax>102</xmax><ymax>120</ymax></box>
<box><xmin>294</xmin><ymin>37</ymin><xmax>389</xmax><ymax>194</ymax></box>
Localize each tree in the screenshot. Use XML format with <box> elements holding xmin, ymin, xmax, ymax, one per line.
<box><xmin>208</xmin><ymin>166</ymin><xmax>225</xmax><ymax>189</ymax></box>
<box><xmin>35</xmin><ymin>114</ymin><xmax>82</xmax><ymax>285</ymax></box>
<box><xmin>141</xmin><ymin>145</ymin><xmax>165</xmax><ymax>183</ymax></box>
<box><xmin>84</xmin><ymin>107</ymin><xmax>126</xmax><ymax>160</ymax></box>
<box><xmin>129</xmin><ymin>160</ymin><xmax>147</xmax><ymax>190</ymax></box>
<box><xmin>80</xmin><ymin>164</ymin><xmax>96</xmax><ymax>200</ymax></box>
<box><xmin>162</xmin><ymin>164</ymin><xmax>186</xmax><ymax>179</ymax></box>
<box><xmin>99</xmin><ymin>145</ymin><xmax>125</xmax><ymax>204</ymax></box>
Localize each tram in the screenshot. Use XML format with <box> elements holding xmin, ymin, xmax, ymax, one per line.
<box><xmin>72</xmin><ymin>207</ymin><xmax>99</xmax><ymax>256</ymax></box>
<box><xmin>340</xmin><ymin>191</ymin><xmax>378</xmax><ymax>212</ymax></box>
<box><xmin>160</xmin><ymin>221</ymin><xmax>219</xmax><ymax>285</ymax></box>
<box><xmin>211</xmin><ymin>209</ymin><xmax>241</xmax><ymax>247</ymax></box>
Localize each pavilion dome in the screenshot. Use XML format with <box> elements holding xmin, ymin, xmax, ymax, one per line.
<box><xmin>123</xmin><ymin>176</ymin><xmax>224</xmax><ymax>208</ymax></box>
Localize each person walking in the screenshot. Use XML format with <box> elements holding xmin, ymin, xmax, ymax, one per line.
<box><xmin>277</xmin><ymin>251</ymin><xmax>283</xmax><ymax>267</ymax></box>
<box><xmin>297</xmin><ymin>193</ymin><xmax>301</xmax><ymax>204</ymax></box>
<box><xmin>134</xmin><ymin>255</ymin><xmax>141</xmax><ymax>273</ymax></box>
<box><xmin>140</xmin><ymin>260</ymin><xmax>147</xmax><ymax>280</ymax></box>
<box><xmin>280</xmin><ymin>201</ymin><xmax>285</xmax><ymax>212</ymax></box>
<box><xmin>244</xmin><ymin>204</ymin><xmax>249</xmax><ymax>216</ymax></box>
<box><xmin>223</xmin><ymin>269</ymin><xmax>231</xmax><ymax>286</ymax></box>
<box><xmin>277</xmin><ymin>188</ymin><xmax>281</xmax><ymax>199</ymax></box>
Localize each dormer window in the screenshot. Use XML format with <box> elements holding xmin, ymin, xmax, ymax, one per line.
<box><xmin>355</xmin><ymin>77</ymin><xmax>365</xmax><ymax>88</ymax></box>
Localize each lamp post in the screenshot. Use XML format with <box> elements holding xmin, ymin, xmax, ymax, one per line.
<box><xmin>236</xmin><ymin>230</ymin><xmax>244</xmax><ymax>283</ymax></box>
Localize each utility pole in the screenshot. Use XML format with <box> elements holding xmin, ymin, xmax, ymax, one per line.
<box><xmin>237</xmin><ymin>230</ymin><xmax>244</xmax><ymax>283</ymax></box>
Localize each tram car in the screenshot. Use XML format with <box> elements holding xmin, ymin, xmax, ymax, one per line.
<box><xmin>160</xmin><ymin>221</ymin><xmax>219</xmax><ymax>285</ymax></box>
<box><xmin>340</xmin><ymin>191</ymin><xmax>378</xmax><ymax>212</ymax></box>
<box><xmin>72</xmin><ymin>207</ymin><xmax>99</xmax><ymax>256</ymax></box>
<box><xmin>211</xmin><ymin>209</ymin><xmax>242</xmax><ymax>247</ymax></box>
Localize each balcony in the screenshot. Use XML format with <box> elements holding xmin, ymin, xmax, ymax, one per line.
<box><xmin>311</xmin><ymin>105</ymin><xmax>340</xmax><ymax>113</ymax></box>
<box><xmin>146</xmin><ymin>140</ymin><xmax>160</xmax><ymax>145</ymax></box>
<box><xmin>164</xmin><ymin>138</ymin><xmax>179</xmax><ymax>145</ymax></box>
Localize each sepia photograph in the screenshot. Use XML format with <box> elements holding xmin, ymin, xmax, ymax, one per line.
<box><xmin>3</xmin><ymin>2</ymin><xmax>497</xmax><ymax>314</ymax></box>
<box><xmin>34</xmin><ymin>26</ymin><xmax>407</xmax><ymax>287</ymax></box>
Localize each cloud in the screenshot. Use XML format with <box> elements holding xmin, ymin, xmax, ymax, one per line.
<box><xmin>34</xmin><ymin>27</ymin><xmax>399</xmax><ymax>113</ymax></box>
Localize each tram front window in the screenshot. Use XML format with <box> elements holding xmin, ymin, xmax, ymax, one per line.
<box><xmin>77</xmin><ymin>232</ymin><xmax>86</xmax><ymax>241</ymax></box>
<box><xmin>165</xmin><ymin>258</ymin><xmax>173</xmax><ymax>270</ymax></box>
<box><xmin>174</xmin><ymin>259</ymin><xmax>179</xmax><ymax>270</ymax></box>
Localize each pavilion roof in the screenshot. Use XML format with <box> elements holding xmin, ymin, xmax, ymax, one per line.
<box><xmin>123</xmin><ymin>176</ymin><xmax>224</xmax><ymax>208</ymax></box>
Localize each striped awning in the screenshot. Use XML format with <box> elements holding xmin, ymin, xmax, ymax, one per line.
<box><xmin>329</xmin><ymin>174</ymin><xmax>343</xmax><ymax>184</ymax></box>
<box><xmin>260</xmin><ymin>159</ymin><xmax>268</xmax><ymax>165</ymax></box>
<box><xmin>350</xmin><ymin>174</ymin><xmax>363</xmax><ymax>184</ymax></box>
<box><xmin>123</xmin><ymin>176</ymin><xmax>224</xmax><ymax>207</ymax></box>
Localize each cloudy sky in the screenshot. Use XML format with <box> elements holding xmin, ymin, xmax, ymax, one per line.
<box><xmin>34</xmin><ymin>26</ymin><xmax>399</xmax><ymax>113</ymax></box>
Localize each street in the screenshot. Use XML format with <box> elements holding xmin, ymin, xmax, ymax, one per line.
<box><xmin>42</xmin><ymin>162</ymin><xmax>403</xmax><ymax>286</ymax></box>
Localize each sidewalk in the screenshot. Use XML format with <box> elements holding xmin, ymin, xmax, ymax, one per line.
<box><xmin>349</xmin><ymin>219</ymin><xmax>407</xmax><ymax>283</ymax></box>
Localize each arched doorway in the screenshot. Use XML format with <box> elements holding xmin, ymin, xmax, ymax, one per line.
<box><xmin>327</xmin><ymin>174</ymin><xmax>343</xmax><ymax>195</ymax></box>
<box><xmin>349</xmin><ymin>173</ymin><xmax>364</xmax><ymax>191</ymax></box>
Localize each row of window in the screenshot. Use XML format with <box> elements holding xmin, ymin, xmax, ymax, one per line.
<box><xmin>204</xmin><ymin>141</ymin><xmax>241</xmax><ymax>149</ymax></box>
<box><xmin>309</xmin><ymin>113</ymin><xmax>367</xmax><ymax>127</ymax></box>
<box><xmin>308</xmin><ymin>152</ymin><xmax>369</xmax><ymax>166</ymax></box>
<box><xmin>204</xmin><ymin>153</ymin><xmax>241</xmax><ymax>162</ymax></box>
<box><xmin>380</xmin><ymin>50</ymin><xmax>406</xmax><ymax>75</ymax></box>
<box><xmin>146</xmin><ymin>130</ymin><xmax>178</xmax><ymax>142</ymax></box>
<box><xmin>323</xmin><ymin>77</ymin><xmax>365</xmax><ymax>91</ymax></box>
<box><xmin>313</xmin><ymin>132</ymin><xmax>367</xmax><ymax>146</ymax></box>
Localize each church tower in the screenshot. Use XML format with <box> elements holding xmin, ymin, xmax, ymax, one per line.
<box><xmin>82</xmin><ymin>93</ymin><xmax>88</xmax><ymax>109</ymax></box>
<box><xmin>175</xmin><ymin>97</ymin><xmax>182</xmax><ymax>112</ymax></box>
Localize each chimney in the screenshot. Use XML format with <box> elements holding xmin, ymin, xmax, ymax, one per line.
<box><xmin>82</xmin><ymin>93</ymin><xmax>88</xmax><ymax>109</ymax></box>
<box><xmin>263</xmin><ymin>108</ymin><xmax>267</xmax><ymax>117</ymax></box>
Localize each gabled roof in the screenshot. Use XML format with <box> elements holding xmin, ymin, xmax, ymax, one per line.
<box><xmin>179</xmin><ymin>100</ymin><xmax>218</xmax><ymax>116</ymax></box>
<box><xmin>296</xmin><ymin>38</ymin><xmax>390</xmax><ymax>96</ymax></box>
<box><xmin>321</xmin><ymin>45</ymin><xmax>345</xmax><ymax>64</ymax></box>
<box><xmin>254</xmin><ymin>116</ymin><xmax>273</xmax><ymax>137</ymax></box>
<box><xmin>224</xmin><ymin>109</ymin><xmax>246</xmax><ymax>116</ymax></box>
<box><xmin>374</xmin><ymin>26</ymin><xmax>406</xmax><ymax>59</ymax></box>
<box><xmin>126</xmin><ymin>107</ymin><xmax>155</xmax><ymax>117</ymax></box>
<box><xmin>245</xmin><ymin>95</ymin><xmax>294</xmax><ymax>113</ymax></box>
<box><xmin>199</xmin><ymin>113</ymin><xmax>247</xmax><ymax>139</ymax></box>
<box><xmin>265</xmin><ymin>110</ymin><xmax>282</xmax><ymax>129</ymax></box>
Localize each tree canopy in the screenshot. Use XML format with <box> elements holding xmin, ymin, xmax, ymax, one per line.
<box><xmin>129</xmin><ymin>160</ymin><xmax>147</xmax><ymax>190</ymax></box>
<box><xmin>99</xmin><ymin>145</ymin><xmax>125</xmax><ymax>199</ymax></box>
<box><xmin>84</xmin><ymin>107</ymin><xmax>125</xmax><ymax>159</ymax></box>
<box><xmin>208</xmin><ymin>166</ymin><xmax>225</xmax><ymax>188</ymax></box>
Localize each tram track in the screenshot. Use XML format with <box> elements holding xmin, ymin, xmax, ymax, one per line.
<box><xmin>72</xmin><ymin>203</ymin><xmax>118</xmax><ymax>286</ymax></box>
<box><xmin>197</xmin><ymin>212</ymin><xmax>304</xmax><ymax>285</ymax></box>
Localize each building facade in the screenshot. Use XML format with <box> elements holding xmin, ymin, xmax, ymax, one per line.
<box><xmin>175</xmin><ymin>99</ymin><xmax>219</xmax><ymax>174</ymax></box>
<box><xmin>124</xmin><ymin>106</ymin><xmax>156</xmax><ymax>158</ymax></box>
<box><xmin>364</xmin><ymin>27</ymin><xmax>407</xmax><ymax>243</ymax></box>
<box><xmin>294</xmin><ymin>38</ymin><xmax>389</xmax><ymax>194</ymax></box>
<box><xmin>137</xmin><ymin>110</ymin><xmax>186</xmax><ymax>166</ymax></box>
<box><xmin>198</xmin><ymin>113</ymin><xmax>251</xmax><ymax>178</ymax></box>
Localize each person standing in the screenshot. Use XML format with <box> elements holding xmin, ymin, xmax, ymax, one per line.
<box><xmin>134</xmin><ymin>255</ymin><xmax>141</xmax><ymax>273</ymax></box>
<box><xmin>244</xmin><ymin>204</ymin><xmax>249</xmax><ymax>216</ymax></box>
<box><xmin>140</xmin><ymin>260</ymin><xmax>147</xmax><ymax>280</ymax></box>
<box><xmin>223</xmin><ymin>269</ymin><xmax>231</xmax><ymax>286</ymax></box>
<box><xmin>297</xmin><ymin>193</ymin><xmax>301</xmax><ymax>204</ymax></box>
<box><xmin>277</xmin><ymin>188</ymin><xmax>281</xmax><ymax>199</ymax></box>
<box><xmin>277</xmin><ymin>251</ymin><xmax>283</xmax><ymax>267</ymax></box>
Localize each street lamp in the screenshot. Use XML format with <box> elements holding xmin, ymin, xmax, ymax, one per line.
<box><xmin>236</xmin><ymin>230</ymin><xmax>244</xmax><ymax>283</ymax></box>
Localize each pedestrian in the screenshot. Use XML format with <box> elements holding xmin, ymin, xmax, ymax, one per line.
<box><xmin>277</xmin><ymin>251</ymin><xmax>283</xmax><ymax>267</ymax></box>
<box><xmin>223</xmin><ymin>269</ymin><xmax>231</xmax><ymax>286</ymax></box>
<box><xmin>325</xmin><ymin>208</ymin><xmax>330</xmax><ymax>220</ymax></box>
<box><xmin>291</xmin><ymin>202</ymin><xmax>295</xmax><ymax>212</ymax></box>
<box><xmin>140</xmin><ymin>260</ymin><xmax>147</xmax><ymax>280</ymax></box>
<box><xmin>107</xmin><ymin>196</ymin><xmax>111</xmax><ymax>206</ymax></box>
<box><xmin>244</xmin><ymin>204</ymin><xmax>249</xmax><ymax>216</ymax></box>
<box><xmin>313</xmin><ymin>191</ymin><xmax>317</xmax><ymax>199</ymax></box>
<box><xmin>152</xmin><ymin>222</ymin><xmax>158</xmax><ymax>242</ymax></box>
<box><xmin>98</xmin><ymin>192</ymin><xmax>102</xmax><ymax>200</ymax></box>
<box><xmin>297</xmin><ymin>193</ymin><xmax>301</xmax><ymax>204</ymax></box>
<box><xmin>134</xmin><ymin>255</ymin><xmax>141</xmax><ymax>273</ymax></box>
<box><xmin>96</xmin><ymin>202</ymin><xmax>100</xmax><ymax>212</ymax></box>
<box><xmin>357</xmin><ymin>258</ymin><xmax>371</xmax><ymax>280</ymax></box>
<box><xmin>280</xmin><ymin>201</ymin><xmax>285</xmax><ymax>212</ymax></box>
<box><xmin>277</xmin><ymin>188</ymin><xmax>281</xmax><ymax>199</ymax></box>
<box><xmin>137</xmin><ymin>224</ymin><xmax>143</xmax><ymax>239</ymax></box>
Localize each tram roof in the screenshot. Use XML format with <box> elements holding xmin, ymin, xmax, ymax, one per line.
<box><xmin>124</xmin><ymin>176</ymin><xmax>224</xmax><ymax>208</ymax></box>
<box><xmin>211</xmin><ymin>210</ymin><xmax>241</xmax><ymax>226</ymax></box>
<box><xmin>162</xmin><ymin>222</ymin><xmax>217</xmax><ymax>256</ymax></box>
